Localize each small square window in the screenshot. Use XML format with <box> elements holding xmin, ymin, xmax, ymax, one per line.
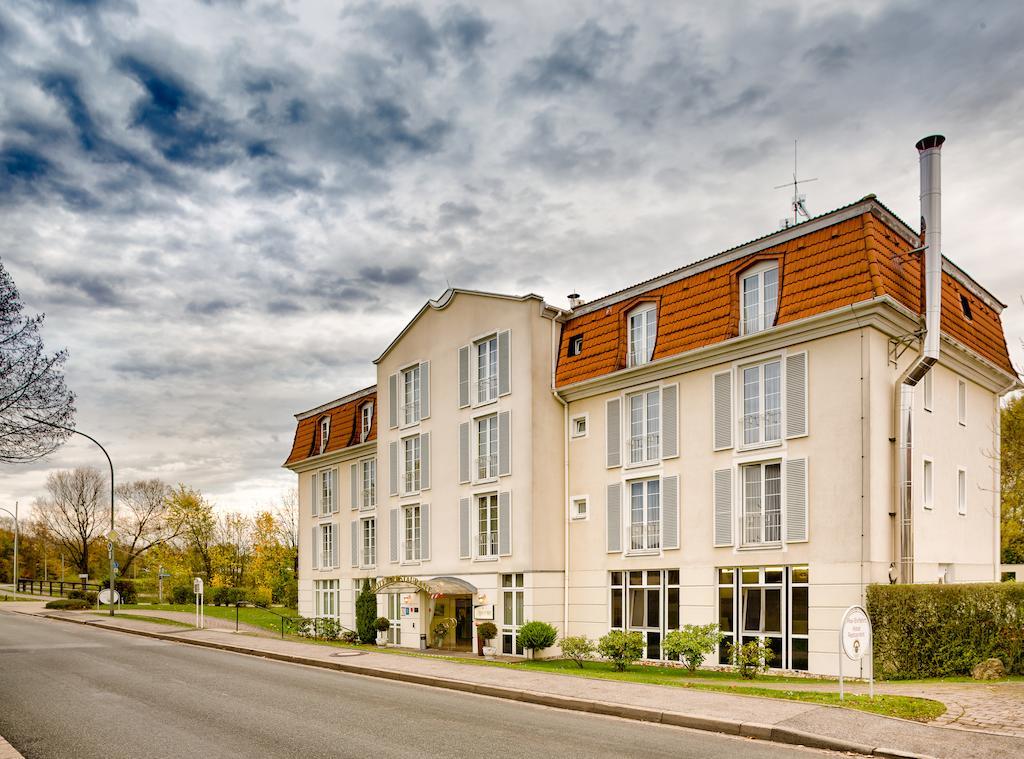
<box><xmin>571</xmin><ymin>496</ymin><xmax>589</xmax><ymax>520</ymax></box>
<box><xmin>571</xmin><ymin>414</ymin><xmax>588</xmax><ymax>438</ymax></box>
<box><xmin>568</xmin><ymin>334</ymin><xmax>584</xmax><ymax>357</ymax></box>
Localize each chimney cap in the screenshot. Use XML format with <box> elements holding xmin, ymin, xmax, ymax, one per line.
<box><xmin>915</xmin><ymin>134</ymin><xmax>946</xmax><ymax>151</ymax></box>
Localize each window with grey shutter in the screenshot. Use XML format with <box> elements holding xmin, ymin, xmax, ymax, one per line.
<box><xmin>310</xmin><ymin>472</ymin><xmax>318</xmax><ymax>517</ymax></box>
<box><xmin>498</xmin><ymin>491</ymin><xmax>511</xmax><ymax>556</ymax></box>
<box><xmin>606</xmin><ymin>483</ymin><xmax>622</xmax><ymax>552</ymax></box>
<box><xmin>458</xmin><ymin>345</ymin><xmax>471</xmax><ymax>408</ymax></box>
<box><xmin>662</xmin><ymin>475</ymin><xmax>679</xmax><ymax>549</ymax></box>
<box><xmin>498</xmin><ymin>411</ymin><xmax>511</xmax><ymax>476</ymax></box>
<box><xmin>459</xmin><ymin>497</ymin><xmax>471</xmax><ymax>558</ymax></box>
<box><xmin>662</xmin><ymin>384</ymin><xmax>679</xmax><ymax>459</ymax></box>
<box><xmin>420</xmin><ymin>432</ymin><xmax>431</xmax><ymax>490</ymax></box>
<box><xmin>330</xmin><ymin>468</ymin><xmax>338</xmax><ymax>513</ymax></box>
<box><xmin>498</xmin><ymin>330</ymin><xmax>511</xmax><ymax>396</ymax></box>
<box><xmin>331</xmin><ymin>524</ymin><xmax>339</xmax><ymax>567</ymax></box>
<box><xmin>459</xmin><ymin>422</ymin><xmax>470</xmax><ymax>484</ymax></box>
<box><xmin>350</xmin><ymin>464</ymin><xmax>358</xmax><ymax>509</ymax></box>
<box><xmin>388</xmin><ymin>373</ymin><xmax>398</xmax><ymax>429</ymax></box>
<box><xmin>713</xmin><ymin>371</ymin><xmax>733</xmax><ymax>450</ymax></box>
<box><xmin>419</xmin><ymin>361</ymin><xmax>430</xmax><ymax>419</ymax></box>
<box><xmin>351</xmin><ymin>521</ymin><xmax>358</xmax><ymax>567</ymax></box>
<box><xmin>421</xmin><ymin>504</ymin><xmax>431</xmax><ymax>560</ymax></box>
<box><xmin>389</xmin><ymin>508</ymin><xmax>399</xmax><ymax>563</ymax></box>
<box><xmin>713</xmin><ymin>468</ymin><xmax>733</xmax><ymax>547</ymax></box>
<box><xmin>785</xmin><ymin>352</ymin><xmax>808</xmax><ymax>438</ymax></box>
<box><xmin>389</xmin><ymin>442</ymin><xmax>399</xmax><ymax>496</ymax></box>
<box><xmin>785</xmin><ymin>458</ymin><xmax>808</xmax><ymax>542</ymax></box>
<box><xmin>311</xmin><ymin>526</ymin><xmax>319</xmax><ymax>570</ymax></box>
<box><xmin>606</xmin><ymin>398</ymin><xmax>621</xmax><ymax>468</ymax></box>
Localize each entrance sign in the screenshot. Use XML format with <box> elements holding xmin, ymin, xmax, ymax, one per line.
<box><xmin>193</xmin><ymin>577</ymin><xmax>205</xmax><ymax>629</ymax></box>
<box><xmin>473</xmin><ymin>605</ymin><xmax>494</xmax><ymax>620</ymax></box>
<box><xmin>98</xmin><ymin>588</ymin><xmax>120</xmax><ymax>605</ymax></box>
<box><xmin>838</xmin><ymin>605</ymin><xmax>873</xmax><ymax>700</ymax></box>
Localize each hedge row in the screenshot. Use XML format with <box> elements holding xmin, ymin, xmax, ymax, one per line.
<box><xmin>867</xmin><ymin>582</ymin><xmax>1024</xmax><ymax>679</ymax></box>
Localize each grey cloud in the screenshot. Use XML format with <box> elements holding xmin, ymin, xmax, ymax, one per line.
<box><xmin>510</xmin><ymin>112</ymin><xmax>616</xmax><ymax>178</ymax></box>
<box><xmin>358</xmin><ymin>264</ymin><xmax>421</xmax><ymax>286</ymax></box>
<box><xmin>438</xmin><ymin>200</ymin><xmax>481</xmax><ymax>227</ymax></box>
<box><xmin>803</xmin><ymin>43</ymin><xmax>854</xmax><ymax>73</ymax></box>
<box><xmin>351</xmin><ymin>2</ymin><xmax>442</xmax><ymax>72</ymax></box>
<box><xmin>513</xmin><ymin>20</ymin><xmax>635</xmax><ymax>94</ymax></box>
<box><xmin>440</xmin><ymin>4</ymin><xmax>492</xmax><ymax>57</ymax></box>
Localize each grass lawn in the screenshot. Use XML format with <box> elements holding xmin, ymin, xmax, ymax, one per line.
<box><xmin>120</xmin><ymin>603</ymin><xmax>299</xmax><ymax>633</ymax></box>
<box><xmin>89</xmin><ymin>612</ymin><xmax>192</xmax><ymax>628</ymax></box>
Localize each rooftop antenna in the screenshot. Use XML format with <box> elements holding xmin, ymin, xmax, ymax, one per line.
<box><xmin>774</xmin><ymin>139</ymin><xmax>817</xmax><ymax>228</ymax></box>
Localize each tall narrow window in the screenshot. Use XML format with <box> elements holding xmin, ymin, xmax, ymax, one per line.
<box><xmin>404</xmin><ymin>505</ymin><xmax>422</xmax><ymax>561</ymax></box>
<box><xmin>923</xmin><ymin>459</ymin><xmax>933</xmax><ymax>510</ymax></box>
<box><xmin>319</xmin><ymin>417</ymin><xmax>330</xmax><ymax>454</ymax></box>
<box><xmin>628</xmin><ymin>388</ymin><xmax>661</xmax><ymax>464</ymax></box>
<box><xmin>360</xmin><ymin>402</ymin><xmax>373</xmax><ymax>442</ymax></box>
<box><xmin>740</xmin><ymin>262</ymin><xmax>779</xmax><ymax>334</ymax></box>
<box><xmin>477</xmin><ymin>493</ymin><xmax>498</xmax><ymax>557</ymax></box>
<box><xmin>361</xmin><ymin>459</ymin><xmax>376</xmax><ymax>508</ymax></box>
<box><xmin>742</xmin><ymin>360</ymin><xmax>781</xmax><ymax>446</ymax></box>
<box><xmin>320</xmin><ymin>523</ymin><xmax>334</xmax><ymax>567</ymax></box>
<box><xmin>476</xmin><ymin>336</ymin><xmax>498</xmax><ymax>404</ymax></box>
<box><xmin>957</xmin><ymin>379</ymin><xmax>966</xmax><ymax>426</ymax></box>
<box><xmin>320</xmin><ymin>469</ymin><xmax>334</xmax><ymax>513</ymax></box>
<box><xmin>628</xmin><ymin>479</ymin><xmax>661</xmax><ymax>551</ymax></box>
<box><xmin>627</xmin><ymin>305</ymin><xmax>656</xmax><ymax>367</ymax></box>
<box><xmin>362</xmin><ymin>518</ymin><xmax>376</xmax><ymax>566</ymax></box>
<box><xmin>402</xmin><ymin>436</ymin><xmax>421</xmax><ymax>493</ymax></box>
<box><xmin>741</xmin><ymin>462</ymin><xmax>782</xmax><ymax>545</ymax></box>
<box><xmin>476</xmin><ymin>414</ymin><xmax>498</xmax><ymax>480</ymax></box>
<box><xmin>501</xmin><ymin>573</ymin><xmax>525</xmax><ymax>655</ymax></box>
<box><xmin>402</xmin><ymin>365</ymin><xmax>421</xmax><ymax>425</ymax></box>
<box><xmin>957</xmin><ymin>468</ymin><xmax>967</xmax><ymax>516</ymax></box>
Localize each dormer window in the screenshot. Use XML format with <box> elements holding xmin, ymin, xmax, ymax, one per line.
<box><xmin>568</xmin><ymin>334</ymin><xmax>583</xmax><ymax>357</ymax></box>
<box><xmin>740</xmin><ymin>261</ymin><xmax>779</xmax><ymax>335</ymax></box>
<box><xmin>959</xmin><ymin>294</ymin><xmax>973</xmax><ymax>321</ymax></box>
<box><xmin>627</xmin><ymin>304</ymin><xmax>656</xmax><ymax>367</ymax></box>
<box><xmin>360</xmin><ymin>402</ymin><xmax>373</xmax><ymax>442</ymax></box>
<box><xmin>319</xmin><ymin>416</ymin><xmax>330</xmax><ymax>454</ymax></box>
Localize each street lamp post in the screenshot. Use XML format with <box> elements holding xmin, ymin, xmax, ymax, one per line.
<box><xmin>0</xmin><ymin>503</ymin><xmax>17</xmax><ymax>591</ymax></box>
<box><xmin>26</xmin><ymin>417</ymin><xmax>116</xmax><ymax>617</ymax></box>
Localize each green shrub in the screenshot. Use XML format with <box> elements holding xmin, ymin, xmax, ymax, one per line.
<box><xmin>170</xmin><ymin>584</ymin><xmax>191</xmax><ymax>605</ymax></box>
<box><xmin>45</xmin><ymin>598</ymin><xmax>89</xmax><ymax>610</ymax></box>
<box><xmin>280</xmin><ymin>578</ymin><xmax>298</xmax><ymax>609</ymax></box>
<box><xmin>251</xmin><ymin>588</ymin><xmax>272</xmax><ymax>608</ymax></box>
<box><xmin>476</xmin><ymin>621</ymin><xmax>498</xmax><ymax>642</ymax></box>
<box><xmin>517</xmin><ymin>621</ymin><xmax>558</xmax><ymax>652</ymax></box>
<box><xmin>374</xmin><ymin>616</ymin><xmax>391</xmax><ymax>633</ymax></box>
<box><xmin>867</xmin><ymin>582</ymin><xmax>1024</xmax><ymax>679</ymax></box>
<box><xmin>210</xmin><ymin>586</ymin><xmax>230</xmax><ymax>606</ymax></box>
<box><xmin>663</xmin><ymin>624</ymin><xmax>725</xmax><ymax>672</ymax></box>
<box><xmin>94</xmin><ymin>579</ymin><xmax>138</xmax><ymax>604</ymax></box>
<box><xmin>85</xmin><ymin>591</ymin><xmax>98</xmax><ymax>605</ymax></box>
<box><xmin>340</xmin><ymin>628</ymin><xmax>359</xmax><ymax>644</ymax></box>
<box><xmin>67</xmin><ymin>589</ymin><xmax>87</xmax><ymax>600</ymax></box>
<box><xmin>728</xmin><ymin>639</ymin><xmax>773</xmax><ymax>679</ymax></box>
<box><xmin>355</xmin><ymin>580</ymin><xmax>377</xmax><ymax>644</ymax></box>
<box><xmin>597</xmin><ymin>630</ymin><xmax>645</xmax><ymax>671</ymax></box>
<box><xmin>559</xmin><ymin>635</ymin><xmax>596</xmax><ymax>668</ymax></box>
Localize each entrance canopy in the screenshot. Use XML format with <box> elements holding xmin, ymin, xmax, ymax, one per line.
<box><xmin>372</xmin><ymin>575</ymin><xmax>478</xmax><ymax>596</ymax></box>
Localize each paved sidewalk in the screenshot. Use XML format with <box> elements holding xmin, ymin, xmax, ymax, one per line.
<box><xmin>30</xmin><ymin>611</ymin><xmax>1023</xmax><ymax>759</ymax></box>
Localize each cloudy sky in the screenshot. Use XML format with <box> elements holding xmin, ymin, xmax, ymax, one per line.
<box><xmin>1</xmin><ymin>0</ymin><xmax>1021</xmax><ymax>515</ymax></box>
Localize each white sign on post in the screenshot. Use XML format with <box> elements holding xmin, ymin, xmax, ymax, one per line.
<box><xmin>838</xmin><ymin>605</ymin><xmax>873</xmax><ymax>700</ymax></box>
<box><xmin>193</xmin><ymin>577</ymin><xmax>205</xmax><ymax>630</ymax></box>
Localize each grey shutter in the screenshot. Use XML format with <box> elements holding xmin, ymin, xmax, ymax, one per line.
<box><xmin>662</xmin><ymin>384</ymin><xmax>679</xmax><ymax>459</ymax></box>
<box><xmin>351</xmin><ymin>521</ymin><xmax>358</xmax><ymax>567</ymax></box>
<box><xmin>421</xmin><ymin>504</ymin><xmax>430</xmax><ymax>560</ymax></box>
<box><xmin>713</xmin><ymin>371</ymin><xmax>733</xmax><ymax>450</ymax></box>
<box><xmin>606</xmin><ymin>483</ymin><xmax>622</xmax><ymax>553</ymax></box>
<box><xmin>420</xmin><ymin>361</ymin><xmax>430</xmax><ymax>419</ymax></box>
<box><xmin>459</xmin><ymin>497</ymin><xmax>471</xmax><ymax>558</ymax></box>
<box><xmin>786</xmin><ymin>352</ymin><xmax>808</xmax><ymax>438</ymax></box>
<box><xmin>662</xmin><ymin>475</ymin><xmax>679</xmax><ymax>550</ymax></box>
<box><xmin>420</xmin><ymin>432</ymin><xmax>430</xmax><ymax>490</ymax></box>
<box><xmin>389</xmin><ymin>441</ymin><xmax>399</xmax><ymax>496</ymax></box>
<box><xmin>713</xmin><ymin>468</ymin><xmax>733</xmax><ymax>547</ymax></box>
<box><xmin>498</xmin><ymin>329</ymin><xmax>511</xmax><ymax>396</ymax></box>
<box><xmin>498</xmin><ymin>411</ymin><xmax>511</xmax><ymax>476</ymax></box>
<box><xmin>388</xmin><ymin>373</ymin><xmax>398</xmax><ymax>429</ymax></box>
<box><xmin>606</xmin><ymin>398</ymin><xmax>621</xmax><ymax>468</ymax></box>
<box><xmin>389</xmin><ymin>508</ymin><xmax>399</xmax><ymax>563</ymax></box>
<box><xmin>498</xmin><ymin>491</ymin><xmax>511</xmax><ymax>556</ymax></box>
<box><xmin>331</xmin><ymin>524</ymin><xmax>339</xmax><ymax>567</ymax></box>
<box><xmin>350</xmin><ymin>463</ymin><xmax>358</xmax><ymax>509</ymax></box>
<box><xmin>458</xmin><ymin>421</ymin><xmax>470</xmax><ymax>484</ymax></box>
<box><xmin>458</xmin><ymin>345</ymin><xmax>471</xmax><ymax>408</ymax></box>
<box><xmin>310</xmin><ymin>473</ymin><xmax>318</xmax><ymax>517</ymax></box>
<box><xmin>311</xmin><ymin>526</ymin><xmax>319</xmax><ymax>570</ymax></box>
<box><xmin>785</xmin><ymin>458</ymin><xmax>809</xmax><ymax>542</ymax></box>
<box><xmin>330</xmin><ymin>468</ymin><xmax>338</xmax><ymax>513</ymax></box>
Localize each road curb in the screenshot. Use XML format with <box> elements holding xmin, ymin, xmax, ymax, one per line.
<box><xmin>38</xmin><ymin>613</ymin><xmax>937</xmax><ymax>759</ymax></box>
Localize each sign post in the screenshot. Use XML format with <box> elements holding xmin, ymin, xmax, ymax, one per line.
<box><xmin>193</xmin><ymin>577</ymin><xmax>205</xmax><ymax>629</ymax></box>
<box><xmin>157</xmin><ymin>566</ymin><xmax>171</xmax><ymax>604</ymax></box>
<box><xmin>838</xmin><ymin>605</ymin><xmax>873</xmax><ymax>700</ymax></box>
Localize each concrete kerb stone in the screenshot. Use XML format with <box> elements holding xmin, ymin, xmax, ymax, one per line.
<box><xmin>33</xmin><ymin>613</ymin><xmax>947</xmax><ymax>759</ymax></box>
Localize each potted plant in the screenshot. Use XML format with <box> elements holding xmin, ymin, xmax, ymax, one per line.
<box><xmin>477</xmin><ymin>622</ymin><xmax>498</xmax><ymax>659</ymax></box>
<box><xmin>374</xmin><ymin>616</ymin><xmax>391</xmax><ymax>645</ymax></box>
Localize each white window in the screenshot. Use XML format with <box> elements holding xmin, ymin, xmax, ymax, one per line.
<box><xmin>319</xmin><ymin>523</ymin><xmax>335</xmax><ymax>567</ymax></box>
<box><xmin>476</xmin><ymin>335</ymin><xmax>498</xmax><ymax>404</ymax></box>
<box><xmin>475</xmin><ymin>414</ymin><xmax>498</xmax><ymax>480</ymax></box>
<box><xmin>571</xmin><ymin>414</ymin><xmax>588</xmax><ymax>438</ymax></box>
<box><xmin>628</xmin><ymin>479</ymin><xmax>661</xmax><ymax>552</ymax></box>
<box><xmin>501</xmin><ymin>573</ymin><xmax>525</xmax><ymax>655</ymax></box>
<box><xmin>742</xmin><ymin>360</ymin><xmax>782</xmax><ymax>446</ymax></box>
<box><xmin>957</xmin><ymin>379</ymin><xmax>966</xmax><ymax>426</ymax></box>
<box><xmin>362</xmin><ymin>518</ymin><xmax>376</xmax><ymax>566</ymax></box>
<box><xmin>319</xmin><ymin>417</ymin><xmax>330</xmax><ymax>454</ymax></box>
<box><xmin>403</xmin><ymin>505</ymin><xmax>422</xmax><ymax>562</ymax></box>
<box><xmin>402</xmin><ymin>435</ymin><xmax>421</xmax><ymax>494</ymax></box>
<box><xmin>361</xmin><ymin>459</ymin><xmax>376</xmax><ymax>509</ymax></box>
<box><xmin>477</xmin><ymin>493</ymin><xmax>498</xmax><ymax>558</ymax></box>
<box><xmin>360</xmin><ymin>402</ymin><xmax>373</xmax><ymax>442</ymax></box>
<box><xmin>923</xmin><ymin>458</ymin><xmax>933</xmax><ymax>510</ymax></box>
<box><xmin>957</xmin><ymin>468</ymin><xmax>967</xmax><ymax>516</ymax></box>
<box><xmin>741</xmin><ymin>462</ymin><xmax>782</xmax><ymax>545</ymax></box>
<box><xmin>314</xmin><ymin>579</ymin><xmax>338</xmax><ymax>618</ymax></box>
<box><xmin>628</xmin><ymin>305</ymin><xmax>656</xmax><ymax>366</ymax></box>
<box><xmin>628</xmin><ymin>388</ymin><xmax>661</xmax><ymax>464</ymax></box>
<box><xmin>740</xmin><ymin>262</ymin><xmax>779</xmax><ymax>335</ymax></box>
<box><xmin>402</xmin><ymin>365</ymin><xmax>421</xmax><ymax>425</ymax></box>
<box><xmin>922</xmin><ymin>371</ymin><xmax>932</xmax><ymax>412</ymax></box>
<box><xmin>571</xmin><ymin>496</ymin><xmax>589</xmax><ymax>520</ymax></box>
<box><xmin>320</xmin><ymin>469</ymin><xmax>334</xmax><ymax>514</ymax></box>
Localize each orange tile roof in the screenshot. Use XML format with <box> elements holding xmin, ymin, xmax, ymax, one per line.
<box><xmin>556</xmin><ymin>204</ymin><xmax>1015</xmax><ymax>387</ymax></box>
<box><xmin>283</xmin><ymin>388</ymin><xmax>376</xmax><ymax>466</ymax></box>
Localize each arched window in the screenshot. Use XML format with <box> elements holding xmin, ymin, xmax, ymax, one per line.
<box><xmin>319</xmin><ymin>416</ymin><xmax>330</xmax><ymax>454</ymax></box>
<box><xmin>740</xmin><ymin>261</ymin><xmax>779</xmax><ymax>335</ymax></box>
<box><xmin>627</xmin><ymin>303</ymin><xmax>657</xmax><ymax>367</ymax></box>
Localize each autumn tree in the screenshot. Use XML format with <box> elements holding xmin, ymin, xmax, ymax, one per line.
<box><xmin>169</xmin><ymin>485</ymin><xmax>216</xmax><ymax>582</ymax></box>
<box><xmin>213</xmin><ymin>512</ymin><xmax>253</xmax><ymax>587</ymax></box>
<box><xmin>115</xmin><ymin>479</ymin><xmax>183</xmax><ymax>577</ymax></box>
<box><xmin>1002</xmin><ymin>393</ymin><xmax>1024</xmax><ymax>564</ymax></box>
<box><xmin>34</xmin><ymin>467</ymin><xmax>106</xmax><ymax>575</ymax></box>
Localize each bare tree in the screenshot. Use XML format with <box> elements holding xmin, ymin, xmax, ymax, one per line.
<box><xmin>0</xmin><ymin>259</ymin><xmax>75</xmax><ymax>463</ymax></box>
<box><xmin>215</xmin><ymin>512</ymin><xmax>253</xmax><ymax>587</ymax></box>
<box><xmin>273</xmin><ymin>489</ymin><xmax>298</xmax><ymax>551</ymax></box>
<box><xmin>115</xmin><ymin>479</ymin><xmax>182</xmax><ymax>577</ymax></box>
<box><xmin>34</xmin><ymin>467</ymin><xmax>105</xmax><ymax>576</ymax></box>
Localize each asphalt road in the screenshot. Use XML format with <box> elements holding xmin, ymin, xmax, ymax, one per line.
<box><xmin>0</xmin><ymin>611</ymin><xmax>839</xmax><ymax>759</ymax></box>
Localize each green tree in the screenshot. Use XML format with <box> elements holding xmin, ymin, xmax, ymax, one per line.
<box><xmin>168</xmin><ymin>485</ymin><xmax>216</xmax><ymax>582</ymax></box>
<box><xmin>356</xmin><ymin>579</ymin><xmax>377</xmax><ymax>643</ymax></box>
<box><xmin>1002</xmin><ymin>394</ymin><xmax>1024</xmax><ymax>564</ymax></box>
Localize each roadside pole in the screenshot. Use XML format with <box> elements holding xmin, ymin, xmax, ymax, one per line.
<box><xmin>194</xmin><ymin>577</ymin><xmax>205</xmax><ymax>629</ymax></box>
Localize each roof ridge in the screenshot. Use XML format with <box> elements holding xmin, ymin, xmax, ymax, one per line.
<box><xmin>294</xmin><ymin>384</ymin><xmax>376</xmax><ymax>420</ymax></box>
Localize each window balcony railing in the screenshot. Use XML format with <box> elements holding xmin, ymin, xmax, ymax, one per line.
<box><xmin>476</xmin><ymin>376</ymin><xmax>498</xmax><ymax>404</ymax></box>
<box><xmin>629</xmin><ymin>433</ymin><xmax>660</xmax><ymax>463</ymax></box>
<box><xmin>361</xmin><ymin>489</ymin><xmax>375</xmax><ymax>508</ymax></box>
<box><xmin>476</xmin><ymin>453</ymin><xmax>498</xmax><ymax>480</ymax></box>
<box><xmin>403</xmin><ymin>468</ymin><xmax>421</xmax><ymax>493</ymax></box>
<box><xmin>629</xmin><ymin>521</ymin><xmax>660</xmax><ymax>552</ymax></box>
<box><xmin>401</xmin><ymin>402</ymin><xmax>420</xmax><ymax>424</ymax></box>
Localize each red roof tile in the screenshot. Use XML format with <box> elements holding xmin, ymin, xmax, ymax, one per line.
<box><xmin>283</xmin><ymin>388</ymin><xmax>376</xmax><ymax>466</ymax></box>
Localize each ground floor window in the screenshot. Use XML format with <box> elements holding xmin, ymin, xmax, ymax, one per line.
<box><xmin>314</xmin><ymin>579</ymin><xmax>338</xmax><ymax>619</ymax></box>
<box><xmin>717</xmin><ymin>565</ymin><xmax>809</xmax><ymax>671</ymax></box>
<box><xmin>610</xmin><ymin>570</ymin><xmax>680</xmax><ymax>660</ymax></box>
<box><xmin>387</xmin><ymin>592</ymin><xmax>402</xmax><ymax>644</ymax></box>
<box><xmin>501</xmin><ymin>573</ymin><xmax>524</xmax><ymax>655</ymax></box>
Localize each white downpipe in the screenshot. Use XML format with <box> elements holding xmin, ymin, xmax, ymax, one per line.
<box><xmin>550</xmin><ymin>317</ymin><xmax>570</xmax><ymax>639</ymax></box>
